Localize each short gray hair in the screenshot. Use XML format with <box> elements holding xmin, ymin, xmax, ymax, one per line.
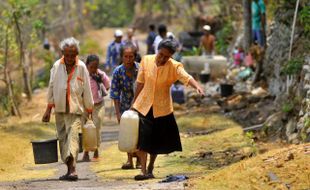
<box><xmin>59</xmin><ymin>37</ymin><xmax>80</xmax><ymax>52</ymax></box>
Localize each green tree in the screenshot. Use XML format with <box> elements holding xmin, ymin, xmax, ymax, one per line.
<box><xmin>88</xmin><ymin>0</ymin><xmax>136</xmax><ymax>28</ymax></box>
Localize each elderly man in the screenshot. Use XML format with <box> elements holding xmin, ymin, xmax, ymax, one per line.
<box><xmin>42</xmin><ymin>37</ymin><xmax>94</xmax><ymax>181</ymax></box>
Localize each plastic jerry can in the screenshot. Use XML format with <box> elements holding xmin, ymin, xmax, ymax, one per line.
<box><xmin>118</xmin><ymin>110</ymin><xmax>139</xmax><ymax>153</ymax></box>
<box><xmin>82</xmin><ymin>120</ymin><xmax>97</xmax><ymax>151</ymax></box>
<box><xmin>171</xmin><ymin>84</ymin><xmax>185</xmax><ymax>104</ymax></box>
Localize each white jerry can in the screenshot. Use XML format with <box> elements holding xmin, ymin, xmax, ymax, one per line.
<box><xmin>82</xmin><ymin>120</ymin><xmax>97</xmax><ymax>151</ymax></box>
<box><xmin>118</xmin><ymin>110</ymin><xmax>139</xmax><ymax>153</ymax></box>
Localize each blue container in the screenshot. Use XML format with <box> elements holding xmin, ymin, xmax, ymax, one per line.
<box><xmin>171</xmin><ymin>84</ymin><xmax>185</xmax><ymax>104</ymax></box>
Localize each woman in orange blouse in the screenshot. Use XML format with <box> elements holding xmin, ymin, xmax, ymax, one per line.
<box><xmin>132</xmin><ymin>39</ymin><xmax>204</xmax><ymax>180</ymax></box>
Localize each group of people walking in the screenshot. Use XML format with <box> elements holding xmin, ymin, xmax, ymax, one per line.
<box><xmin>42</xmin><ymin>24</ymin><xmax>204</xmax><ymax>181</ymax></box>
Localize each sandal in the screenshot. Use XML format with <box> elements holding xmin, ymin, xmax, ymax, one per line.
<box><xmin>91</xmin><ymin>157</ymin><xmax>100</xmax><ymax>162</ymax></box>
<box><xmin>134</xmin><ymin>174</ymin><xmax>151</xmax><ymax>181</ymax></box>
<box><xmin>147</xmin><ymin>173</ymin><xmax>155</xmax><ymax>179</ymax></box>
<box><xmin>67</xmin><ymin>174</ymin><xmax>78</xmax><ymax>181</ymax></box>
<box><xmin>59</xmin><ymin>174</ymin><xmax>69</xmax><ymax>180</ymax></box>
<box><xmin>121</xmin><ymin>163</ymin><xmax>134</xmax><ymax>170</ymax></box>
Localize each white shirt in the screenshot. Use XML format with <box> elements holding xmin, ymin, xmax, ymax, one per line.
<box><xmin>153</xmin><ymin>35</ymin><xmax>163</xmax><ymax>54</ymax></box>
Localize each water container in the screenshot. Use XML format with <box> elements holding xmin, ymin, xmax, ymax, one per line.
<box><xmin>31</xmin><ymin>138</ymin><xmax>58</xmax><ymax>164</ymax></box>
<box><xmin>220</xmin><ymin>84</ymin><xmax>234</xmax><ymax>97</ymax></box>
<box><xmin>82</xmin><ymin>120</ymin><xmax>97</xmax><ymax>151</ymax></box>
<box><xmin>171</xmin><ymin>84</ymin><xmax>185</xmax><ymax>104</ymax></box>
<box><xmin>118</xmin><ymin>110</ymin><xmax>139</xmax><ymax>153</ymax></box>
<box><xmin>199</xmin><ymin>72</ymin><xmax>210</xmax><ymax>84</ymax></box>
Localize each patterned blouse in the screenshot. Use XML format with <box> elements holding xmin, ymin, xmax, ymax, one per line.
<box><xmin>110</xmin><ymin>63</ymin><xmax>139</xmax><ymax>114</ymax></box>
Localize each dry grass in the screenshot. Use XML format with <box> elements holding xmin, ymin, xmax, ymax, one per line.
<box><xmin>191</xmin><ymin>143</ymin><xmax>310</xmax><ymax>190</ymax></box>
<box><xmin>0</xmin><ymin>89</ymin><xmax>57</xmax><ymax>182</ymax></box>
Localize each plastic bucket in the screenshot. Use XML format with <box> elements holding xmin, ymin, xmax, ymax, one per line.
<box><xmin>78</xmin><ymin>133</ymin><xmax>83</xmax><ymax>153</ymax></box>
<box><xmin>220</xmin><ymin>84</ymin><xmax>234</xmax><ymax>97</ymax></box>
<box><xmin>199</xmin><ymin>73</ymin><xmax>210</xmax><ymax>83</ymax></box>
<box><xmin>31</xmin><ymin>138</ymin><xmax>58</xmax><ymax>164</ymax></box>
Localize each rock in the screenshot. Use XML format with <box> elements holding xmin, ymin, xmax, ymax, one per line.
<box><xmin>297</xmin><ymin>120</ymin><xmax>304</xmax><ymax>130</ymax></box>
<box><xmin>299</xmin><ymin>110</ymin><xmax>304</xmax><ymax>116</ymax></box>
<box><xmin>285</xmin><ymin>119</ymin><xmax>297</xmax><ymax>137</ymax></box>
<box><xmin>284</xmin><ymin>153</ymin><xmax>294</xmax><ymax>161</ymax></box>
<box><xmin>303</xmin><ymin>65</ymin><xmax>310</xmax><ymax>72</ymax></box>
<box><xmin>287</xmin><ymin>133</ymin><xmax>299</xmax><ymax>143</ymax></box>
<box><xmin>264</xmin><ymin>112</ymin><xmax>284</xmax><ymax>131</ymax></box>
<box><xmin>251</xmin><ymin>87</ymin><xmax>268</xmax><ymax>96</ymax></box>
<box><xmin>247</xmin><ymin>95</ymin><xmax>262</xmax><ymax>104</ymax></box>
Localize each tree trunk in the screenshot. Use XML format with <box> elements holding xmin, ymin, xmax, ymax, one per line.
<box><xmin>76</xmin><ymin>0</ymin><xmax>85</xmax><ymax>33</ymax></box>
<box><xmin>13</xmin><ymin>13</ymin><xmax>32</xmax><ymax>100</ymax></box>
<box><xmin>3</xmin><ymin>29</ymin><xmax>21</xmax><ymax>117</ymax></box>
<box><xmin>28</xmin><ymin>50</ymin><xmax>34</xmax><ymax>86</ymax></box>
<box><xmin>243</xmin><ymin>0</ymin><xmax>252</xmax><ymax>52</ymax></box>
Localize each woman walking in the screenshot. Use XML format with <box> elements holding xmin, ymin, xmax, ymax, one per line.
<box><xmin>82</xmin><ymin>54</ymin><xmax>110</xmax><ymax>161</ymax></box>
<box><xmin>132</xmin><ymin>39</ymin><xmax>205</xmax><ymax>180</ymax></box>
<box><xmin>110</xmin><ymin>43</ymin><xmax>141</xmax><ymax>169</ymax></box>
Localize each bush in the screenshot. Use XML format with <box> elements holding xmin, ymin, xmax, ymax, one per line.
<box><xmin>215</xmin><ymin>21</ymin><xmax>234</xmax><ymax>56</ymax></box>
<box><xmin>281</xmin><ymin>57</ymin><xmax>304</xmax><ymax>76</ymax></box>
<box><xmin>80</xmin><ymin>38</ymin><xmax>102</xmax><ymax>56</ymax></box>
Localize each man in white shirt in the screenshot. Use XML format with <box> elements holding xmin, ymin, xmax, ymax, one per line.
<box><xmin>153</xmin><ymin>24</ymin><xmax>167</xmax><ymax>54</ymax></box>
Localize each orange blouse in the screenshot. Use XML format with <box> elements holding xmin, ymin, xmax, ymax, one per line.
<box><xmin>133</xmin><ymin>55</ymin><xmax>193</xmax><ymax>118</ymax></box>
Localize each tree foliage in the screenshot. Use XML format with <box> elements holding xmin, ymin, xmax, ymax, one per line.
<box><xmin>87</xmin><ymin>0</ymin><xmax>136</xmax><ymax>28</ymax></box>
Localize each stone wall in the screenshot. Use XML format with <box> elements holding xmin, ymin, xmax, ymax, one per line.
<box><xmin>261</xmin><ymin>1</ymin><xmax>309</xmax><ymax>143</ymax></box>
<box><xmin>295</xmin><ymin>57</ymin><xmax>310</xmax><ymax>143</ymax></box>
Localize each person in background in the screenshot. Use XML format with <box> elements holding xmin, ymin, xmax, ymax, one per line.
<box><xmin>124</xmin><ymin>28</ymin><xmax>141</xmax><ymax>63</ymax></box>
<box><xmin>233</xmin><ymin>46</ymin><xmax>245</xmax><ymax>67</ymax></box>
<box><xmin>42</xmin><ymin>37</ymin><xmax>94</xmax><ymax>181</ymax></box>
<box><xmin>200</xmin><ymin>25</ymin><xmax>216</xmax><ymax>56</ymax></box>
<box><xmin>132</xmin><ymin>39</ymin><xmax>205</xmax><ymax>180</ymax></box>
<box><xmin>82</xmin><ymin>54</ymin><xmax>110</xmax><ymax>162</ymax></box>
<box><xmin>153</xmin><ymin>24</ymin><xmax>168</xmax><ymax>54</ymax></box>
<box><xmin>110</xmin><ymin>43</ymin><xmax>141</xmax><ymax>170</ymax></box>
<box><xmin>252</xmin><ymin>0</ymin><xmax>266</xmax><ymax>47</ymax></box>
<box><xmin>105</xmin><ymin>29</ymin><xmax>124</xmax><ymax>73</ymax></box>
<box><xmin>167</xmin><ymin>31</ymin><xmax>182</xmax><ymax>62</ymax></box>
<box><xmin>125</xmin><ymin>28</ymin><xmax>139</xmax><ymax>52</ymax></box>
<box><xmin>146</xmin><ymin>24</ymin><xmax>157</xmax><ymax>54</ymax></box>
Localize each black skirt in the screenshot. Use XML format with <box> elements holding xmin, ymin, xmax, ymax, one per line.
<box><xmin>137</xmin><ymin>108</ymin><xmax>182</xmax><ymax>154</ymax></box>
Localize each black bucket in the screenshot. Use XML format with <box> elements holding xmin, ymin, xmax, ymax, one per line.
<box><xmin>220</xmin><ymin>84</ymin><xmax>234</xmax><ymax>97</ymax></box>
<box><xmin>199</xmin><ymin>73</ymin><xmax>210</xmax><ymax>83</ymax></box>
<box><xmin>31</xmin><ymin>138</ymin><xmax>58</xmax><ymax>164</ymax></box>
<box><xmin>78</xmin><ymin>133</ymin><xmax>83</xmax><ymax>153</ymax></box>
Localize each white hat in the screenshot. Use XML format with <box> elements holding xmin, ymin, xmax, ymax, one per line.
<box><xmin>203</xmin><ymin>25</ymin><xmax>211</xmax><ymax>31</ymax></box>
<box><xmin>167</xmin><ymin>32</ymin><xmax>175</xmax><ymax>39</ymax></box>
<box><xmin>114</xmin><ymin>29</ymin><xmax>123</xmax><ymax>37</ymax></box>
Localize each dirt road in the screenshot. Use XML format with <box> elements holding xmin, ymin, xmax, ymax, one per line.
<box><xmin>0</xmin><ymin>98</ymin><xmax>185</xmax><ymax>190</ymax></box>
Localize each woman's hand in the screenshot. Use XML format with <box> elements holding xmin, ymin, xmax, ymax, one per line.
<box><xmin>116</xmin><ymin>111</ymin><xmax>121</xmax><ymax>124</ymax></box>
<box><xmin>196</xmin><ymin>86</ymin><xmax>205</xmax><ymax>97</ymax></box>
<box><xmin>188</xmin><ymin>78</ymin><xmax>205</xmax><ymax>97</ymax></box>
